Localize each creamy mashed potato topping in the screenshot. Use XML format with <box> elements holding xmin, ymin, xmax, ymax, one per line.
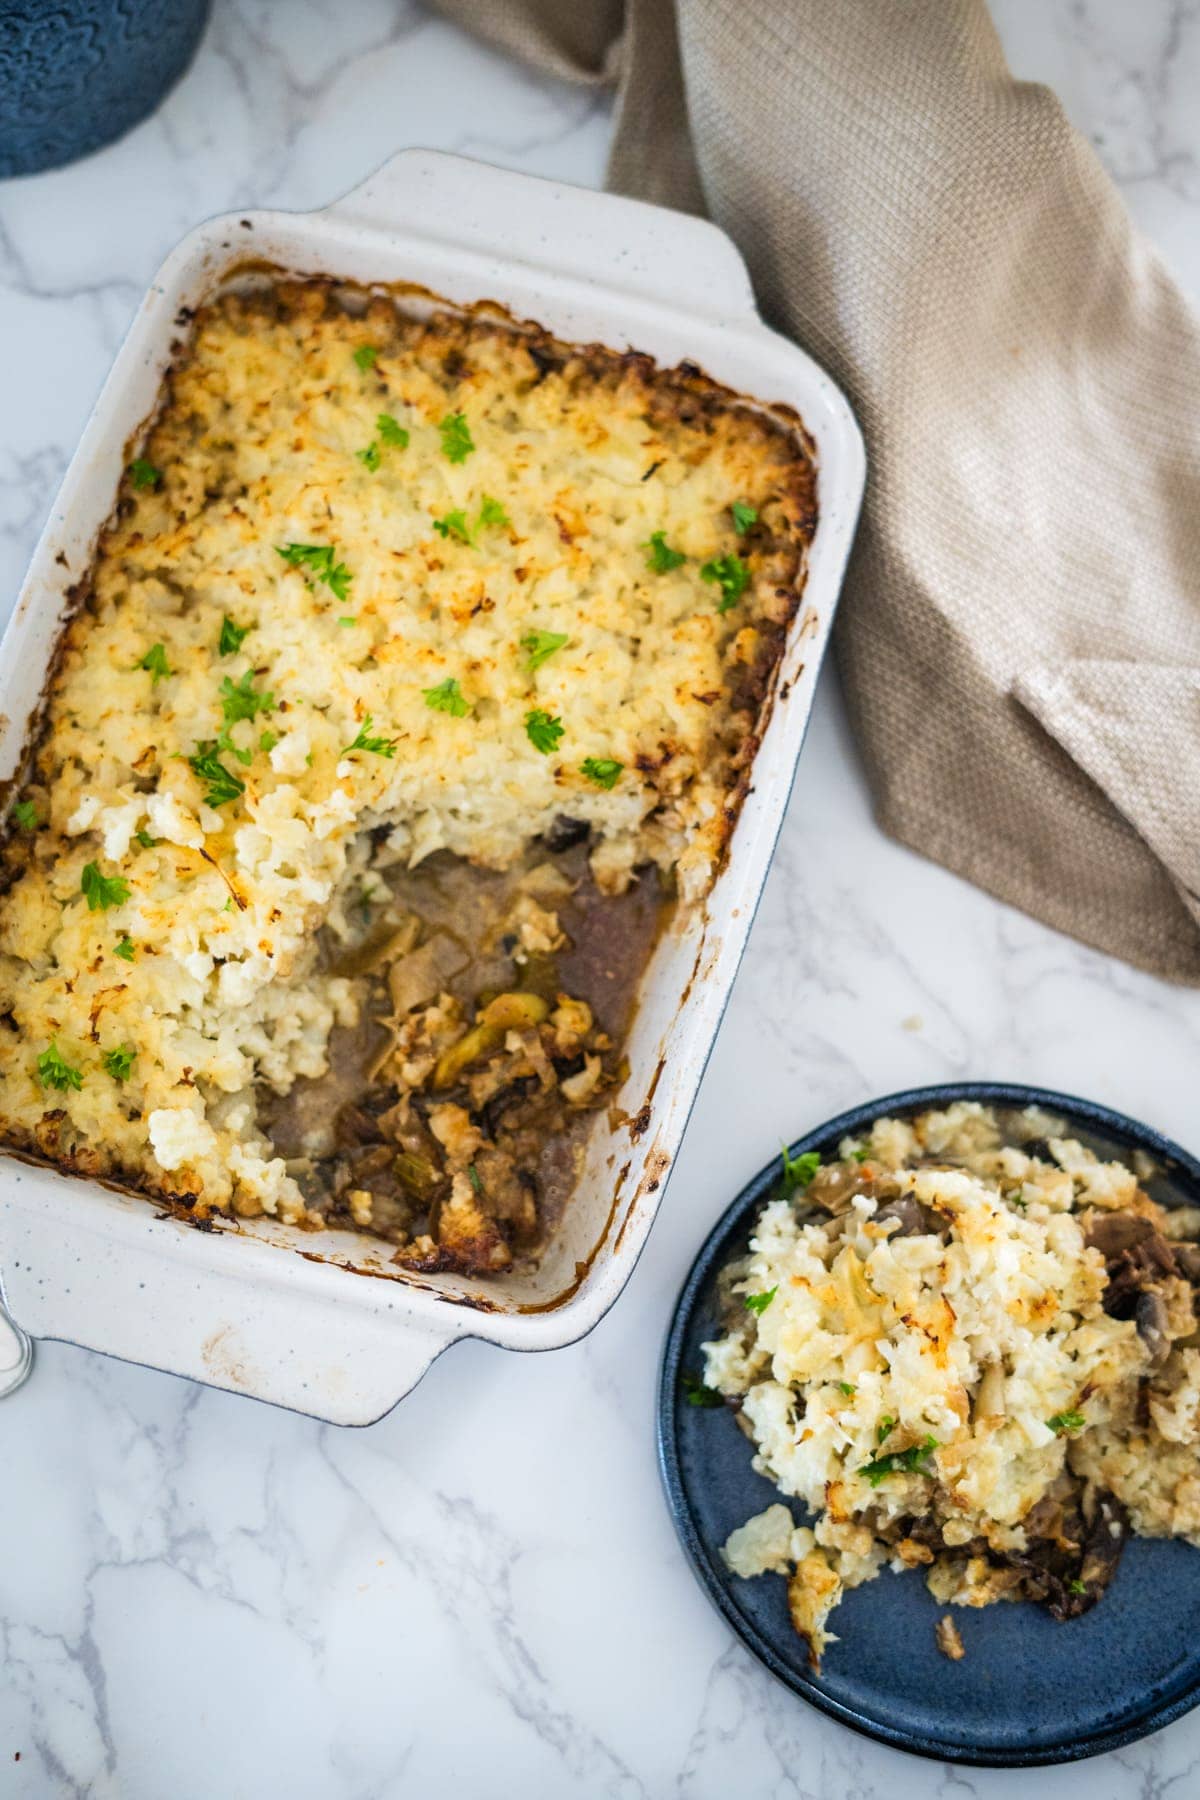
<box><xmin>0</xmin><ymin>281</ymin><xmax>816</xmax><ymax>1227</ymax></box>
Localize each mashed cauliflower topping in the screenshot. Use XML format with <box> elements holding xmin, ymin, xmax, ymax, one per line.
<box><xmin>0</xmin><ymin>280</ymin><xmax>816</xmax><ymax>1229</ymax></box>
<box><xmin>702</xmin><ymin>1103</ymin><xmax>1200</xmax><ymax>1665</ymax></box>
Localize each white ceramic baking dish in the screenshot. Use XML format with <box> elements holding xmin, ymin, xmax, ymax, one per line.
<box><xmin>0</xmin><ymin>149</ymin><xmax>864</xmax><ymax>1423</ymax></box>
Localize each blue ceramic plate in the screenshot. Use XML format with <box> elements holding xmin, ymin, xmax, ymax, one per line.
<box><xmin>658</xmin><ymin>1082</ymin><xmax>1200</xmax><ymax>1766</ymax></box>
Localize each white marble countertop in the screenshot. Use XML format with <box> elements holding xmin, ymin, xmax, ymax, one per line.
<box><xmin>2</xmin><ymin>3</ymin><xmax>1199</xmax><ymax>1794</ymax></box>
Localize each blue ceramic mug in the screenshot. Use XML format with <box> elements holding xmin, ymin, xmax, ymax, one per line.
<box><xmin>0</xmin><ymin>0</ymin><xmax>211</xmax><ymax>178</ymax></box>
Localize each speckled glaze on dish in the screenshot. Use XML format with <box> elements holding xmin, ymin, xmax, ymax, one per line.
<box><xmin>0</xmin><ymin>149</ymin><xmax>865</xmax><ymax>1423</ymax></box>
<box><xmin>658</xmin><ymin>1082</ymin><xmax>1200</xmax><ymax>1766</ymax></box>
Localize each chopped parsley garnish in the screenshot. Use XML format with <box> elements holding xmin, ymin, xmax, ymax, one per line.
<box><xmin>877</xmin><ymin>1415</ymin><xmax>897</xmax><ymax>1444</ymax></box>
<box><xmin>838</xmin><ymin>1381</ymin><xmax>856</xmax><ymax>1396</ymax></box>
<box><xmin>353</xmin><ymin>344</ymin><xmax>379</xmax><ymax>371</ymax></box>
<box><xmin>37</xmin><ymin>1041</ymin><xmax>83</xmax><ymax>1091</ymax></box>
<box><xmin>129</xmin><ymin>458</ymin><xmax>161</xmax><ymax>490</ymax></box>
<box><xmin>1067</xmin><ymin>1578</ymin><xmax>1088</xmax><ymax>1597</ymax></box>
<box><xmin>1047</xmin><ymin>1410</ymin><xmax>1086</xmax><ymax>1435</ymax></box>
<box><xmin>682</xmin><ymin>1372</ymin><xmax>724</xmax><ymax>1409</ymax></box>
<box><xmin>580</xmin><ymin>757</ymin><xmax>622</xmax><ymax>790</ymax></box>
<box><xmin>377</xmin><ymin>413</ymin><xmax>409</xmax><ymax>448</ymax></box>
<box><xmin>525</xmin><ymin>709</ymin><xmax>564</xmax><ymax>754</ymax></box>
<box><xmin>744</xmin><ymin>1287</ymin><xmax>777</xmax><ymax>1316</ymax></box>
<box><xmin>731</xmin><ymin>501</ymin><xmax>758</xmax><ymax>534</ymax></box>
<box><xmin>218</xmin><ymin>615</ymin><xmax>250</xmax><ymax>656</ymax></box>
<box><xmin>276</xmin><ymin>542</ymin><xmax>352</xmax><ymax>602</ymax></box>
<box><xmin>136</xmin><ymin>643</ymin><xmax>171</xmax><ymax>684</ymax></box>
<box><xmin>102</xmin><ymin>1045</ymin><xmax>135</xmax><ymax>1082</ymax></box>
<box><xmin>259</xmin><ymin>730</ymin><xmax>279</xmax><ymax>754</ymax></box>
<box><xmin>337</xmin><ymin>616</ymin><xmax>356</xmax><ymax>627</ymax></box>
<box><xmin>521</xmin><ymin>629</ymin><xmax>568</xmax><ymax>673</ymax></box>
<box><xmin>701</xmin><ymin>553</ymin><xmax>751</xmax><ymax>612</ymax></box>
<box><xmin>439</xmin><ymin>411</ymin><xmax>475</xmax><ymax>463</ymax></box>
<box><xmin>477</xmin><ymin>495</ymin><xmax>509</xmax><ymax>529</ymax></box>
<box><xmin>422</xmin><ymin>679</ymin><xmax>470</xmax><ymax>718</ymax></box>
<box><xmin>859</xmin><ymin>1435</ymin><xmax>939</xmax><ymax>1488</ymax></box>
<box><xmin>343</xmin><ymin>714</ymin><xmax>399</xmax><ymax>757</ymax></box>
<box><xmin>643</xmin><ymin>530</ymin><xmax>686</xmax><ymax>573</ymax></box>
<box><xmin>432</xmin><ymin>509</ymin><xmax>472</xmax><ymax>545</ymax></box>
<box><xmin>188</xmin><ymin>742</ymin><xmax>245</xmax><ymax>807</ymax></box>
<box><xmin>467</xmin><ymin>1162</ymin><xmax>483</xmax><ymax>1194</ymax></box>
<box><xmin>80</xmin><ymin>862</ymin><xmax>130</xmax><ymax>912</ymax></box>
<box><xmin>12</xmin><ymin>800</ymin><xmax>37</xmax><ymax>830</ymax></box>
<box><xmin>433</xmin><ymin>497</ymin><xmax>509</xmax><ymax>544</ymax></box>
<box><xmin>781</xmin><ymin>1145</ymin><xmax>820</xmax><ymax>1191</ymax></box>
<box><xmin>219</xmin><ymin>669</ymin><xmax>275</xmax><ymax>730</ymax></box>
<box><xmin>113</xmin><ymin>936</ymin><xmax>135</xmax><ymax>961</ymax></box>
<box><xmin>357</xmin><ymin>442</ymin><xmax>382</xmax><ymax>472</ymax></box>
<box><xmin>850</xmin><ymin>1144</ymin><xmax>872</xmax><ymax>1164</ymax></box>
<box><xmin>135</xmin><ymin>829</ymin><xmax>159</xmax><ymax>849</ymax></box>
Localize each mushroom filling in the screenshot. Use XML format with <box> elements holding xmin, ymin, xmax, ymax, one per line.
<box><xmin>260</xmin><ymin>828</ymin><xmax>668</xmax><ymax>1273</ymax></box>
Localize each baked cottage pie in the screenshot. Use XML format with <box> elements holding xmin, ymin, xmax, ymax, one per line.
<box><xmin>0</xmin><ymin>279</ymin><xmax>817</xmax><ymax>1273</ymax></box>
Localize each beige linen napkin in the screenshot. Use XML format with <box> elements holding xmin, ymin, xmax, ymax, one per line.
<box><xmin>431</xmin><ymin>0</ymin><xmax>1200</xmax><ymax>982</ymax></box>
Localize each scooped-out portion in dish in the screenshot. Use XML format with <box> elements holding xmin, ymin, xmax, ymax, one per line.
<box><xmin>0</xmin><ymin>277</ymin><xmax>817</xmax><ymax>1274</ymax></box>
<box><xmin>698</xmin><ymin>1103</ymin><xmax>1200</xmax><ymax>1666</ymax></box>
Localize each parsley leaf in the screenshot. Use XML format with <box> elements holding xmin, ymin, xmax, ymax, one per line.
<box><xmin>525</xmin><ymin>709</ymin><xmax>564</xmax><ymax>754</ymax></box>
<box><xmin>81</xmin><ymin>862</ymin><xmax>130</xmax><ymax>912</ymax></box>
<box><xmin>259</xmin><ymin>730</ymin><xmax>279</xmax><ymax>754</ymax></box>
<box><xmin>357</xmin><ymin>442</ymin><xmax>381</xmax><ymax>472</ymax></box>
<box><xmin>422</xmin><ymin>678</ymin><xmax>470</xmax><ymax>718</ymax></box>
<box><xmin>219</xmin><ymin>615</ymin><xmax>249</xmax><ymax>656</ymax></box>
<box><xmin>439</xmin><ymin>411</ymin><xmax>475</xmax><ymax>463</ymax></box>
<box><xmin>276</xmin><ymin>542</ymin><xmax>352</xmax><ymax>601</ymax></box>
<box><xmin>353</xmin><ymin>344</ymin><xmax>379</xmax><ymax>371</ymax></box>
<box><xmin>37</xmin><ymin>1041</ymin><xmax>83</xmax><ymax>1091</ymax></box>
<box><xmin>135</xmin><ymin>828</ymin><xmax>159</xmax><ymax>849</ymax></box>
<box><xmin>12</xmin><ymin>800</ymin><xmax>37</xmax><ymax>830</ymax></box>
<box><xmin>744</xmin><ymin>1288</ymin><xmax>777</xmax><ymax>1316</ymax></box>
<box><xmin>113</xmin><ymin>936</ymin><xmax>135</xmax><ymax>961</ymax></box>
<box><xmin>129</xmin><ymin>458</ymin><xmax>161</xmax><ymax>490</ymax></box>
<box><xmin>1067</xmin><ymin>1578</ymin><xmax>1088</xmax><ymax>1597</ymax></box>
<box><xmin>859</xmin><ymin>1435</ymin><xmax>939</xmax><ymax>1488</ymax></box>
<box><xmin>682</xmin><ymin>1372</ymin><xmax>724</xmax><ymax>1409</ymax></box>
<box><xmin>643</xmin><ymin>530</ymin><xmax>685</xmax><ymax>573</ymax></box>
<box><xmin>477</xmin><ymin>495</ymin><xmax>509</xmax><ymax>529</ymax></box>
<box><xmin>219</xmin><ymin>669</ymin><xmax>275</xmax><ymax>730</ymax></box>
<box><xmin>838</xmin><ymin>1381</ymin><xmax>857</xmax><ymax>1396</ymax></box>
<box><xmin>102</xmin><ymin>1045</ymin><xmax>135</xmax><ymax>1082</ymax></box>
<box><xmin>781</xmin><ymin>1145</ymin><xmax>820</xmax><ymax>1191</ymax></box>
<box><xmin>377</xmin><ymin>413</ymin><xmax>409</xmax><ymax>448</ymax></box>
<box><xmin>731</xmin><ymin>501</ymin><xmax>758</xmax><ymax>534</ymax></box>
<box><xmin>580</xmin><ymin>757</ymin><xmax>622</xmax><ymax>790</ymax></box>
<box><xmin>467</xmin><ymin>1162</ymin><xmax>483</xmax><ymax>1194</ymax></box>
<box><xmin>188</xmin><ymin>742</ymin><xmax>245</xmax><ymax>807</ymax></box>
<box><xmin>432</xmin><ymin>509</ymin><xmax>472</xmax><ymax>545</ymax></box>
<box><xmin>1046</xmin><ymin>1410</ymin><xmax>1086</xmax><ymax>1435</ymax></box>
<box><xmin>701</xmin><ymin>553</ymin><xmax>751</xmax><ymax>612</ymax></box>
<box><xmin>850</xmin><ymin>1144</ymin><xmax>872</xmax><ymax>1164</ymax></box>
<box><xmin>521</xmin><ymin>629</ymin><xmax>568</xmax><ymax>673</ymax></box>
<box><xmin>343</xmin><ymin>714</ymin><xmax>399</xmax><ymax>757</ymax></box>
<box><xmin>877</xmin><ymin>1415</ymin><xmax>897</xmax><ymax>1444</ymax></box>
<box><xmin>136</xmin><ymin>643</ymin><xmax>171</xmax><ymax>684</ymax></box>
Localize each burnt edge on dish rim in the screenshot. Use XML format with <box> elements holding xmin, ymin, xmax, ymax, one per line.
<box><xmin>657</xmin><ymin>1079</ymin><xmax>1200</xmax><ymax>1767</ymax></box>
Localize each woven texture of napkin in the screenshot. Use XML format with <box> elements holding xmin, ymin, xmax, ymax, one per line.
<box><xmin>431</xmin><ymin>0</ymin><xmax>1200</xmax><ymax>982</ymax></box>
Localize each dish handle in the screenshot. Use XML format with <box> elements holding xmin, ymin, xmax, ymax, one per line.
<box><xmin>321</xmin><ymin>146</ymin><xmax>759</xmax><ymax>324</ymax></box>
<box><xmin>0</xmin><ymin>1173</ymin><xmax>464</xmax><ymax>1424</ymax></box>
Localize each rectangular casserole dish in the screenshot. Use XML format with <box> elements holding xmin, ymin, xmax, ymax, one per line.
<box><xmin>0</xmin><ymin>149</ymin><xmax>864</xmax><ymax>1423</ymax></box>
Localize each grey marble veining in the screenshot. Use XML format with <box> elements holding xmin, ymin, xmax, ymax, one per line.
<box><xmin>2</xmin><ymin>2</ymin><xmax>1199</xmax><ymax>1794</ymax></box>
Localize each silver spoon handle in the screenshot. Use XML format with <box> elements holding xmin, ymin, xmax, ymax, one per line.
<box><xmin>0</xmin><ymin>1302</ymin><xmax>33</xmax><ymax>1398</ymax></box>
